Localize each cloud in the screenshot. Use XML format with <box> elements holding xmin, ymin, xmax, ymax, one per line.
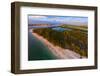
<box><xmin>31</xmin><ymin>16</ymin><xmax>47</xmax><ymax>18</ymax></box>
<box><xmin>28</xmin><ymin>15</ymin><xmax>88</xmax><ymax>25</ymax></box>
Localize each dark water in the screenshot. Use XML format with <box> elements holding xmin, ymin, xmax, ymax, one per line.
<box><xmin>28</xmin><ymin>24</ymin><xmax>60</xmax><ymax>29</ymax></box>
<box><xmin>28</xmin><ymin>29</ymin><xmax>57</xmax><ymax>61</ymax></box>
<box><xmin>52</xmin><ymin>27</ymin><xmax>71</xmax><ymax>32</ymax></box>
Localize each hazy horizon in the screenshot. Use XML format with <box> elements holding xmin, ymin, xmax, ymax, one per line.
<box><xmin>28</xmin><ymin>15</ymin><xmax>88</xmax><ymax>26</ymax></box>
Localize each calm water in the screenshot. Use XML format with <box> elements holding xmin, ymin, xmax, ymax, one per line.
<box><xmin>28</xmin><ymin>24</ymin><xmax>75</xmax><ymax>61</ymax></box>
<box><xmin>52</xmin><ymin>27</ymin><xmax>71</xmax><ymax>32</ymax></box>
<box><xmin>28</xmin><ymin>25</ymin><xmax>73</xmax><ymax>60</ymax></box>
<box><xmin>28</xmin><ymin>29</ymin><xmax>57</xmax><ymax>60</ymax></box>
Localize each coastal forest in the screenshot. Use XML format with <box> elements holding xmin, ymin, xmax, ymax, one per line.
<box><xmin>33</xmin><ymin>25</ymin><xmax>88</xmax><ymax>58</ymax></box>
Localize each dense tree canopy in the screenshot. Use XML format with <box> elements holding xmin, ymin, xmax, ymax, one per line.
<box><xmin>33</xmin><ymin>26</ymin><xmax>88</xmax><ymax>57</ymax></box>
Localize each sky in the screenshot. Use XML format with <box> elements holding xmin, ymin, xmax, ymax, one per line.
<box><xmin>28</xmin><ymin>15</ymin><xmax>88</xmax><ymax>26</ymax></box>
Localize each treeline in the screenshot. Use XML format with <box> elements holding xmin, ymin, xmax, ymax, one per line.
<box><xmin>61</xmin><ymin>24</ymin><xmax>88</xmax><ymax>32</ymax></box>
<box><xmin>33</xmin><ymin>28</ymin><xmax>88</xmax><ymax>57</ymax></box>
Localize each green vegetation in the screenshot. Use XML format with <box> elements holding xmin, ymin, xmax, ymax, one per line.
<box><xmin>61</xmin><ymin>24</ymin><xmax>88</xmax><ymax>32</ymax></box>
<box><xmin>33</xmin><ymin>25</ymin><xmax>88</xmax><ymax>57</ymax></box>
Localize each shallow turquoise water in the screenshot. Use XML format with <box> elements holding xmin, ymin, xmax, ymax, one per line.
<box><xmin>28</xmin><ymin>30</ymin><xmax>57</xmax><ymax>61</ymax></box>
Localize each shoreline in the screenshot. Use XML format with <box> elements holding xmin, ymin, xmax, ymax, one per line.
<box><xmin>31</xmin><ymin>30</ymin><xmax>85</xmax><ymax>59</ymax></box>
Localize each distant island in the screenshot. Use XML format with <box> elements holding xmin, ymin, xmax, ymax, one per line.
<box><xmin>29</xmin><ymin>24</ymin><xmax>51</xmax><ymax>26</ymax></box>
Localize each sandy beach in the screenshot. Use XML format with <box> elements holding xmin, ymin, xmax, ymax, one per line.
<box><xmin>31</xmin><ymin>30</ymin><xmax>85</xmax><ymax>59</ymax></box>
